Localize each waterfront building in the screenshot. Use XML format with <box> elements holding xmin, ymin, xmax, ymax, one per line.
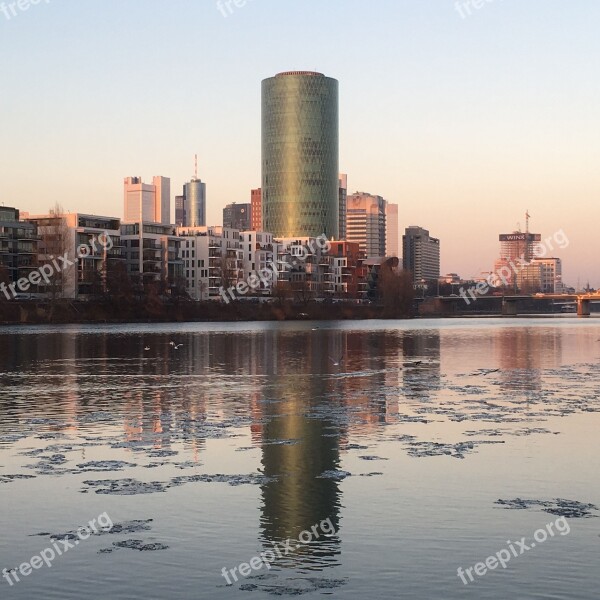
<box><xmin>262</xmin><ymin>71</ymin><xmax>339</xmax><ymax>238</ymax></box>
<box><xmin>517</xmin><ymin>257</ymin><xmax>564</xmax><ymax>294</ymax></box>
<box><xmin>0</xmin><ymin>207</ymin><xmax>39</xmax><ymax>295</ymax></box>
<box><xmin>239</xmin><ymin>231</ymin><xmax>277</xmax><ymax>296</ymax></box>
<box><xmin>402</xmin><ymin>226</ymin><xmax>440</xmax><ymax>283</ymax></box>
<box><xmin>274</xmin><ymin>237</ymin><xmax>332</xmax><ymax>298</ymax></box>
<box><xmin>176</xmin><ymin>226</ymin><xmax>243</xmax><ymax>301</ymax></box>
<box><xmin>28</xmin><ymin>213</ymin><xmax>123</xmax><ymax>299</ymax></box>
<box><xmin>346</xmin><ymin>192</ymin><xmax>387</xmax><ymax>258</ymax></box>
<box><xmin>120</xmin><ymin>222</ymin><xmax>183</xmax><ymax>291</ymax></box>
<box><xmin>327</xmin><ymin>240</ymin><xmax>366</xmax><ymax>298</ymax></box>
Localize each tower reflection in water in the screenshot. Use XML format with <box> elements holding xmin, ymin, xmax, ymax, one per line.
<box><xmin>252</xmin><ymin>327</ymin><xmax>438</xmax><ymax>570</ymax></box>
<box><xmin>257</xmin><ymin>329</ymin><xmax>343</xmax><ymax>570</ymax></box>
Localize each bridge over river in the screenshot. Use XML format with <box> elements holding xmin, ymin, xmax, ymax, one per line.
<box><xmin>424</xmin><ymin>293</ymin><xmax>600</xmax><ymax>317</ymax></box>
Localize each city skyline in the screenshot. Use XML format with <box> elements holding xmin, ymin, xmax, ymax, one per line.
<box><xmin>1</xmin><ymin>0</ymin><xmax>598</xmax><ymax>284</ymax></box>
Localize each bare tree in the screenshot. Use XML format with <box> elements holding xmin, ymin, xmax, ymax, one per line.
<box><xmin>378</xmin><ymin>259</ymin><xmax>415</xmax><ymax>317</ymax></box>
<box><xmin>37</xmin><ymin>203</ymin><xmax>74</xmax><ymax>301</ymax></box>
<box><xmin>272</xmin><ymin>281</ymin><xmax>291</xmax><ymax>305</ymax></box>
<box><xmin>291</xmin><ymin>276</ymin><xmax>312</xmax><ymax>306</ymax></box>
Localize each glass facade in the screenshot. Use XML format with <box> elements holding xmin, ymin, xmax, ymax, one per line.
<box><xmin>185</xmin><ymin>179</ymin><xmax>206</xmax><ymax>227</ymax></box>
<box><xmin>262</xmin><ymin>72</ymin><xmax>339</xmax><ymax>238</ymax></box>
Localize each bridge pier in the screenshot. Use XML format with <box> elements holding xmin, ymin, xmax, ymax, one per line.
<box><xmin>578</xmin><ymin>298</ymin><xmax>591</xmax><ymax>317</ymax></box>
<box><xmin>502</xmin><ymin>299</ymin><xmax>518</xmax><ymax>316</ymax></box>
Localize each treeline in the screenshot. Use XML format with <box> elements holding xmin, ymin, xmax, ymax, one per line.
<box><xmin>0</xmin><ymin>297</ymin><xmax>414</xmax><ymax>325</ymax></box>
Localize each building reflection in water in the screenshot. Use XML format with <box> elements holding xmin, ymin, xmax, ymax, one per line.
<box><xmin>256</xmin><ymin>330</ymin><xmax>343</xmax><ymax>567</ymax></box>
<box><xmin>401</xmin><ymin>331</ymin><xmax>442</xmax><ymax>401</ymax></box>
<box><xmin>494</xmin><ymin>328</ymin><xmax>563</xmax><ymax>393</ymax></box>
<box><xmin>253</xmin><ymin>328</ymin><xmax>440</xmax><ymax>568</ymax></box>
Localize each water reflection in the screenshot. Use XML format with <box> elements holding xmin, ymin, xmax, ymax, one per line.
<box><xmin>1</xmin><ymin>321</ymin><xmax>599</xmax><ymax>600</ymax></box>
<box><xmin>495</xmin><ymin>329</ymin><xmax>563</xmax><ymax>392</ymax></box>
<box><xmin>257</xmin><ymin>333</ymin><xmax>342</xmax><ymax>568</ymax></box>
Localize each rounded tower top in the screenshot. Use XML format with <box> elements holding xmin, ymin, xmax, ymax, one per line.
<box><xmin>275</xmin><ymin>71</ymin><xmax>324</xmax><ymax>78</ymax></box>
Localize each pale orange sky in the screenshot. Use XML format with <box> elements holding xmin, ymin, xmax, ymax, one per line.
<box><xmin>1</xmin><ymin>0</ymin><xmax>598</xmax><ymax>286</ymax></box>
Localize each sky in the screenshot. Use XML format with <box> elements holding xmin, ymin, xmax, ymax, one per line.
<box><xmin>1</xmin><ymin>0</ymin><xmax>599</xmax><ymax>286</ymax></box>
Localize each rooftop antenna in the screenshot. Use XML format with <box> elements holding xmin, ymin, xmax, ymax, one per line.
<box><xmin>525</xmin><ymin>209</ymin><xmax>530</xmax><ymax>234</ymax></box>
<box><xmin>194</xmin><ymin>154</ymin><xmax>198</xmax><ymax>180</ymax></box>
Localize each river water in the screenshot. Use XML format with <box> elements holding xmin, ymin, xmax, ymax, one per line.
<box><xmin>0</xmin><ymin>318</ymin><xmax>599</xmax><ymax>599</ymax></box>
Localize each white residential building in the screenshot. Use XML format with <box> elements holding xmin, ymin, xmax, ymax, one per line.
<box><xmin>239</xmin><ymin>231</ymin><xmax>277</xmax><ymax>296</ymax></box>
<box><xmin>177</xmin><ymin>226</ymin><xmax>243</xmax><ymax>300</ymax></box>
<box><xmin>120</xmin><ymin>222</ymin><xmax>183</xmax><ymax>291</ymax></box>
<box><xmin>27</xmin><ymin>213</ymin><xmax>123</xmax><ymax>299</ymax></box>
<box><xmin>275</xmin><ymin>237</ymin><xmax>332</xmax><ymax>297</ymax></box>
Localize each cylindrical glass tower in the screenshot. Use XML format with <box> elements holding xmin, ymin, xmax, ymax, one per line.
<box><xmin>185</xmin><ymin>179</ymin><xmax>206</xmax><ymax>227</ymax></box>
<box><xmin>262</xmin><ymin>71</ymin><xmax>339</xmax><ymax>239</ymax></box>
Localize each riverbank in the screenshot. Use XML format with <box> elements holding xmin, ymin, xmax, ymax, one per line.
<box><xmin>0</xmin><ymin>299</ymin><xmax>409</xmax><ymax>325</ymax></box>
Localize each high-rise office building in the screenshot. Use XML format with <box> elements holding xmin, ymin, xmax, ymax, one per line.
<box><xmin>174</xmin><ymin>179</ymin><xmax>206</xmax><ymax>228</ymax></box>
<box><xmin>402</xmin><ymin>226</ymin><xmax>440</xmax><ymax>282</ymax></box>
<box><xmin>262</xmin><ymin>71</ymin><xmax>339</xmax><ymax>238</ymax></box>
<box><xmin>498</xmin><ymin>232</ymin><xmax>542</xmax><ymax>263</ymax></box>
<box><xmin>183</xmin><ymin>178</ymin><xmax>206</xmax><ymax>227</ymax></box>
<box><xmin>493</xmin><ymin>231</ymin><xmax>542</xmax><ymax>287</ymax></box>
<box><xmin>251</xmin><ymin>188</ymin><xmax>262</xmax><ymax>231</ymax></box>
<box><xmin>346</xmin><ymin>192</ymin><xmax>387</xmax><ymax>258</ymax></box>
<box><xmin>534</xmin><ymin>258</ymin><xmax>564</xmax><ymax>293</ymax></box>
<box><xmin>124</xmin><ymin>176</ymin><xmax>170</xmax><ymax>224</ymax></box>
<box><xmin>516</xmin><ymin>257</ymin><xmax>564</xmax><ymax>294</ymax></box>
<box><xmin>338</xmin><ymin>174</ymin><xmax>347</xmax><ymax>241</ymax></box>
<box><xmin>223</xmin><ymin>203</ymin><xmax>251</xmax><ymax>231</ymax></box>
<box><xmin>175</xmin><ymin>194</ymin><xmax>186</xmax><ymax>227</ymax></box>
<box><xmin>385</xmin><ymin>203</ymin><xmax>399</xmax><ymax>258</ymax></box>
